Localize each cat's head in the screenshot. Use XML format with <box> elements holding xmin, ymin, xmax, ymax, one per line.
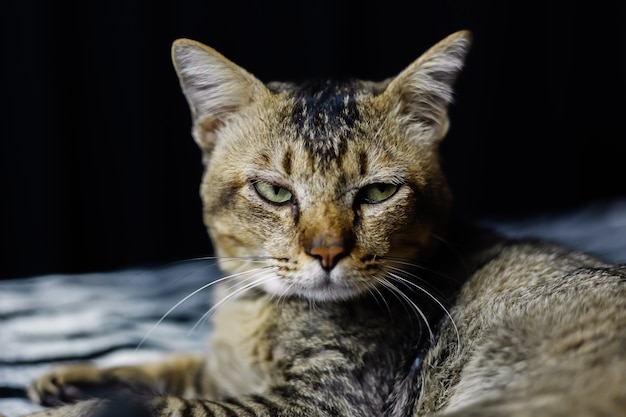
<box><xmin>172</xmin><ymin>31</ymin><xmax>471</xmax><ymax>302</ymax></box>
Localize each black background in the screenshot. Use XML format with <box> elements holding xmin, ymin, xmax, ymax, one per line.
<box><xmin>2</xmin><ymin>2</ymin><xmax>625</xmax><ymax>280</ymax></box>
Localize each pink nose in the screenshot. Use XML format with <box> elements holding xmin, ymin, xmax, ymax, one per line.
<box><xmin>309</xmin><ymin>245</ymin><xmax>346</xmax><ymax>270</ymax></box>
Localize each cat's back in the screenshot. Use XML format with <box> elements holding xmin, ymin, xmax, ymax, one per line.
<box><xmin>416</xmin><ymin>238</ymin><xmax>626</xmax><ymax>416</ymax></box>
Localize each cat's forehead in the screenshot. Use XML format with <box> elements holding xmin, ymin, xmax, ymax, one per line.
<box><xmin>268</xmin><ymin>79</ymin><xmax>384</xmax><ymax>164</ymax></box>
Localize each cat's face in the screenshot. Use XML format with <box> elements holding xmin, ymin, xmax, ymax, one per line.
<box><xmin>172</xmin><ymin>31</ymin><xmax>471</xmax><ymax>301</ymax></box>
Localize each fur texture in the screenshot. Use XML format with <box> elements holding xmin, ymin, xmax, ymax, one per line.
<box><xmin>22</xmin><ymin>30</ymin><xmax>626</xmax><ymax>417</ymax></box>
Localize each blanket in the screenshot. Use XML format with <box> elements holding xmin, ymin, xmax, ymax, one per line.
<box><xmin>1</xmin><ymin>198</ymin><xmax>625</xmax><ymax>417</ymax></box>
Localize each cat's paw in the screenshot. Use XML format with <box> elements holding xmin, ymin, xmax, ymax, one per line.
<box><xmin>27</xmin><ymin>363</ymin><xmax>124</xmax><ymax>407</ymax></box>
<box><xmin>18</xmin><ymin>399</ymin><xmax>106</xmax><ymax>417</ymax></box>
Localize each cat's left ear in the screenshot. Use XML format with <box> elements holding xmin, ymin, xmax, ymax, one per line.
<box><xmin>384</xmin><ymin>30</ymin><xmax>472</xmax><ymax>141</ymax></box>
<box><xmin>171</xmin><ymin>39</ymin><xmax>269</xmax><ymax>153</ymax></box>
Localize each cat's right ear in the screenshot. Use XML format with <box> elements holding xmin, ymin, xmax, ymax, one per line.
<box><xmin>171</xmin><ymin>40</ymin><xmax>267</xmax><ymax>153</ymax></box>
<box><xmin>383</xmin><ymin>30</ymin><xmax>472</xmax><ymax>142</ymax></box>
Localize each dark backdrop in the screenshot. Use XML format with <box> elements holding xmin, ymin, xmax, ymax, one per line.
<box><xmin>2</xmin><ymin>2</ymin><xmax>625</xmax><ymax>279</ymax></box>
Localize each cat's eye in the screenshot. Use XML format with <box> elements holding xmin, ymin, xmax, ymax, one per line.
<box><xmin>359</xmin><ymin>183</ymin><xmax>399</xmax><ymax>204</ymax></box>
<box><xmin>254</xmin><ymin>181</ymin><xmax>293</xmax><ymax>204</ymax></box>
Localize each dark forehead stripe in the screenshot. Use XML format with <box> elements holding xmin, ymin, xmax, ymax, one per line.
<box><xmin>289</xmin><ymin>80</ymin><xmax>360</xmax><ymax>161</ymax></box>
<box><xmin>358</xmin><ymin>151</ymin><xmax>368</xmax><ymax>176</ymax></box>
<box><xmin>282</xmin><ymin>149</ymin><xmax>293</xmax><ymax>175</ymax></box>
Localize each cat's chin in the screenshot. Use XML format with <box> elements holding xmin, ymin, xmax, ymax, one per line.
<box><xmin>266</xmin><ymin>283</ymin><xmax>364</xmax><ymax>303</ymax></box>
<box><xmin>262</xmin><ymin>271</ymin><xmax>365</xmax><ymax>303</ymax></box>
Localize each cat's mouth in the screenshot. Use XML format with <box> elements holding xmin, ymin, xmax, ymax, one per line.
<box><xmin>264</xmin><ymin>267</ymin><xmax>364</xmax><ymax>302</ymax></box>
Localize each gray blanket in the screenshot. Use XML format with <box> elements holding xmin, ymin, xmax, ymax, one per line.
<box><xmin>2</xmin><ymin>199</ymin><xmax>625</xmax><ymax>417</ymax></box>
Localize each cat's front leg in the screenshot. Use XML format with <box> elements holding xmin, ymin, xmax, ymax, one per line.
<box><xmin>27</xmin><ymin>354</ymin><xmax>208</xmax><ymax>407</ymax></box>
<box><xmin>21</xmin><ymin>391</ymin><xmax>336</xmax><ymax>417</ymax></box>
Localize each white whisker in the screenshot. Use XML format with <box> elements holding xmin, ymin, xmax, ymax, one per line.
<box><xmin>360</xmin><ymin>277</ymin><xmax>392</xmax><ymax>317</ymax></box>
<box><xmin>387</xmin><ymin>270</ymin><xmax>461</xmax><ymax>354</ymax></box>
<box><xmin>386</xmin><ymin>266</ymin><xmax>447</xmax><ymax>302</ymax></box>
<box><xmin>146</xmin><ymin>255</ymin><xmax>270</xmax><ymax>272</ymax></box>
<box><xmin>383</xmin><ymin>257</ymin><xmax>461</xmax><ymax>285</ymax></box>
<box><xmin>377</xmin><ymin>277</ymin><xmax>434</xmax><ymax>342</ymax></box>
<box><xmin>187</xmin><ymin>269</ymin><xmax>278</xmax><ymax>335</ymax></box>
<box><xmin>136</xmin><ymin>266</ymin><xmax>269</xmax><ymax>350</ymax></box>
<box><xmin>268</xmin><ymin>279</ymin><xmax>294</xmax><ymax>307</ymax></box>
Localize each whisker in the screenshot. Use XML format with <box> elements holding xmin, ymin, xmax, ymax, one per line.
<box><xmin>215</xmin><ymin>256</ymin><xmax>275</xmax><ymax>263</ymax></box>
<box><xmin>382</xmin><ymin>257</ymin><xmax>462</xmax><ymax>285</ymax></box>
<box><xmin>143</xmin><ymin>255</ymin><xmax>272</xmax><ymax>273</ymax></box>
<box><xmin>267</xmin><ymin>278</ymin><xmax>294</xmax><ymax>307</ymax></box>
<box><xmin>377</xmin><ymin>278</ymin><xmax>434</xmax><ymax>342</ymax></box>
<box><xmin>136</xmin><ymin>266</ymin><xmax>269</xmax><ymax>350</ymax></box>
<box><xmin>385</xmin><ymin>265</ymin><xmax>449</xmax><ymax>302</ymax></box>
<box><xmin>220</xmin><ymin>265</ymin><xmax>273</xmax><ymax>295</ymax></box>
<box><xmin>373</xmin><ymin>108</ymin><xmax>393</xmax><ymax>142</ymax></box>
<box><xmin>386</xmin><ymin>270</ymin><xmax>461</xmax><ymax>354</ymax></box>
<box><xmin>129</xmin><ymin>255</ymin><xmax>272</xmax><ymax>292</ymax></box>
<box><xmin>123</xmin><ymin>256</ymin><xmax>217</xmax><ymax>288</ymax></box>
<box><xmin>360</xmin><ymin>277</ymin><xmax>391</xmax><ymax>317</ymax></box>
<box><xmin>270</xmin><ymin>278</ymin><xmax>307</xmax><ymax>312</ymax></box>
<box><xmin>187</xmin><ymin>269</ymin><xmax>278</xmax><ymax>335</ymax></box>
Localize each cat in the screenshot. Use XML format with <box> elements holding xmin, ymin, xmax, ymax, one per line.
<box><xmin>18</xmin><ymin>30</ymin><xmax>626</xmax><ymax>417</ymax></box>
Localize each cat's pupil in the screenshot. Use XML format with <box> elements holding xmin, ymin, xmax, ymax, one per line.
<box><xmin>254</xmin><ymin>181</ymin><xmax>292</xmax><ymax>204</ymax></box>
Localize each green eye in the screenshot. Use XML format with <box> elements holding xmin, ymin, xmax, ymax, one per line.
<box><xmin>254</xmin><ymin>181</ymin><xmax>293</xmax><ymax>204</ymax></box>
<box><xmin>360</xmin><ymin>183</ymin><xmax>399</xmax><ymax>204</ymax></box>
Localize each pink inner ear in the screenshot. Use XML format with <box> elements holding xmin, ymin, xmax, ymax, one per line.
<box><xmin>200</xmin><ymin>117</ymin><xmax>222</xmax><ymax>133</ymax></box>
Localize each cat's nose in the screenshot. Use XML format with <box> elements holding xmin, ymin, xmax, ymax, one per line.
<box><xmin>306</xmin><ymin>230</ymin><xmax>355</xmax><ymax>271</ymax></box>
<box><xmin>309</xmin><ymin>245</ymin><xmax>347</xmax><ymax>270</ymax></box>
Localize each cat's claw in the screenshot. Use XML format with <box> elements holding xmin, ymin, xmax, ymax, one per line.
<box><xmin>34</xmin><ymin>384</ymin><xmax>86</xmax><ymax>407</ymax></box>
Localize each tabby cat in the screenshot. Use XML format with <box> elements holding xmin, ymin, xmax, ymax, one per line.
<box><xmin>20</xmin><ymin>30</ymin><xmax>626</xmax><ymax>417</ymax></box>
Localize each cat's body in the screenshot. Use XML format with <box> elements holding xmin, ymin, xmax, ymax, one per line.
<box><xmin>417</xmin><ymin>239</ymin><xmax>626</xmax><ymax>416</ymax></box>
<box><xmin>20</xmin><ymin>31</ymin><xmax>626</xmax><ymax>417</ymax></box>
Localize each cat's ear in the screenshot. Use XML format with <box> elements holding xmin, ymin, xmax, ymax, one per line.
<box><xmin>384</xmin><ymin>30</ymin><xmax>472</xmax><ymax>141</ymax></box>
<box><xmin>171</xmin><ymin>39</ymin><xmax>268</xmax><ymax>152</ymax></box>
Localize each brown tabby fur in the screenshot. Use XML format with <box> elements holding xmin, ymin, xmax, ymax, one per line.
<box><xmin>19</xmin><ymin>31</ymin><xmax>626</xmax><ymax>417</ymax></box>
